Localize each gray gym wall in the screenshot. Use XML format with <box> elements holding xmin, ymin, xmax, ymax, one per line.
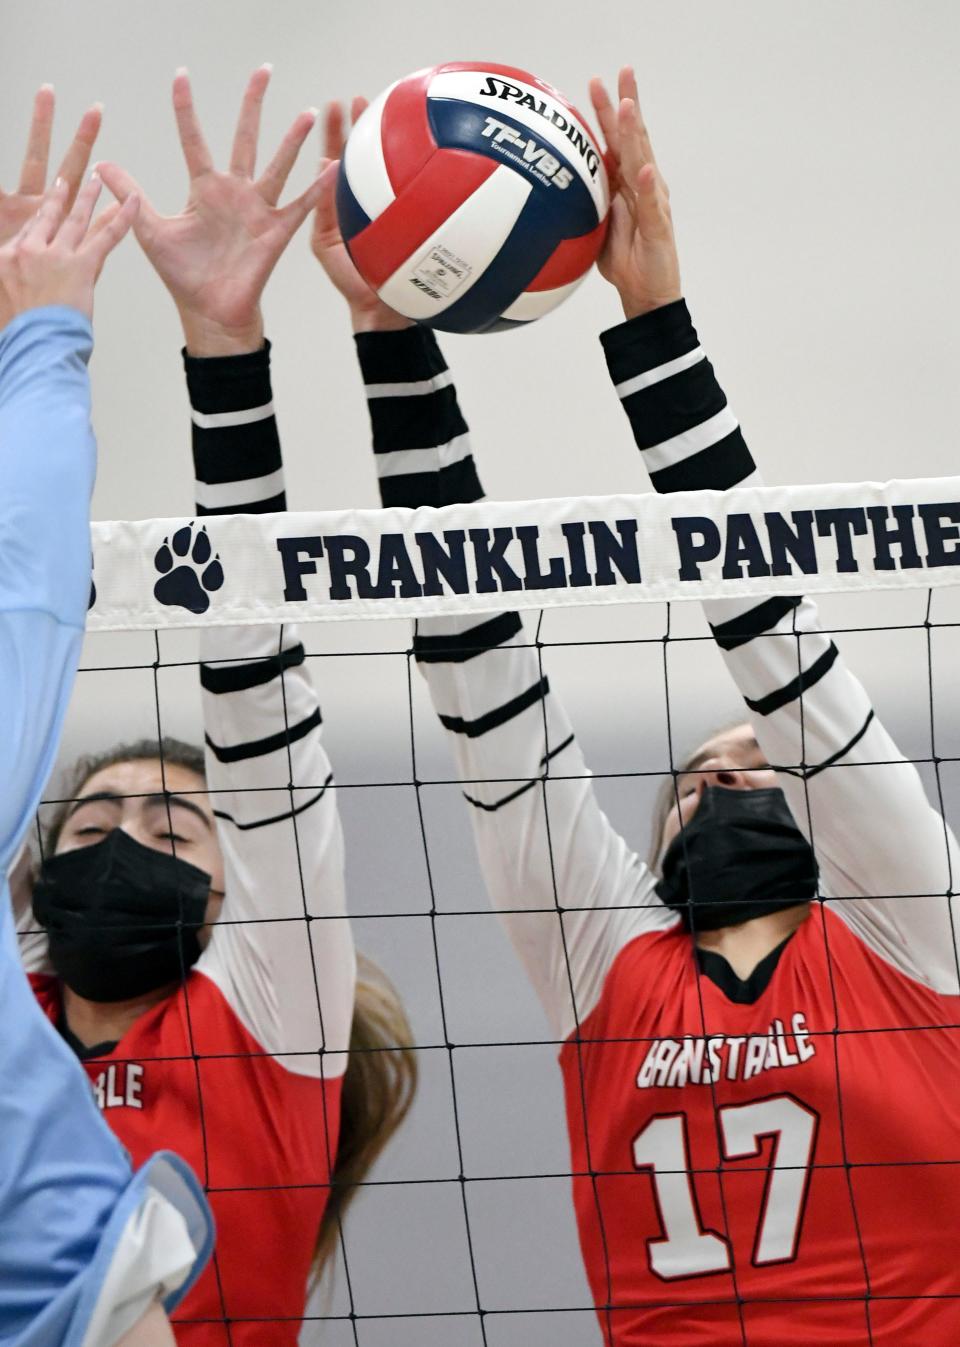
<box><xmin>4</xmin><ymin>1</ymin><xmax>960</xmax><ymax>1342</ymax></box>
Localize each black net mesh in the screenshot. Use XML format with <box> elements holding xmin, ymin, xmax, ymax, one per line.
<box><xmin>24</xmin><ymin>581</ymin><xmax>960</xmax><ymax>1346</ymax></box>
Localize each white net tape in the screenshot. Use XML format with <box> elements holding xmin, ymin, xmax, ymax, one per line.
<box><xmin>90</xmin><ymin>478</ymin><xmax>960</xmax><ymax>630</ymax></box>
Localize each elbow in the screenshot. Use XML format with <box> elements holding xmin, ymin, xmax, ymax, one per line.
<box><xmin>0</xmin><ymin>501</ymin><xmax>93</xmax><ymax>626</ymax></box>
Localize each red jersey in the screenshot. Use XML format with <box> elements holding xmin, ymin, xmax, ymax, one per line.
<box><xmin>562</xmin><ymin>907</ymin><xmax>960</xmax><ymax>1345</ymax></box>
<box><xmin>31</xmin><ymin>968</ymin><xmax>342</xmax><ymax>1346</ymax></box>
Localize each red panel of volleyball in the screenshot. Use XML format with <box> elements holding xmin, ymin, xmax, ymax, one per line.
<box><xmin>337</xmin><ymin>63</ymin><xmax>610</xmax><ymax>334</ymax></box>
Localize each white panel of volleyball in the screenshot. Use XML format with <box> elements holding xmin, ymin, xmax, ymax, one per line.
<box><xmin>88</xmin><ymin>477</ymin><xmax>960</xmax><ymax>631</ymax></box>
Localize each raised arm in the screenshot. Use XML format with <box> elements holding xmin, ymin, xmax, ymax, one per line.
<box><xmin>312</xmin><ymin>104</ymin><xmax>672</xmax><ymax>1043</ymax></box>
<box><xmin>592</xmin><ymin>69</ymin><xmax>960</xmax><ymax>995</ymax></box>
<box><xmin>186</xmin><ymin>345</ymin><xmax>355</xmax><ymax>1068</ymax></box>
<box><xmin>1</xmin><ymin>98</ymin><xmax>109</xmax><ymax>869</ymax></box>
<box><xmin>101</xmin><ymin>69</ymin><xmax>355</xmax><ymax>1070</ymax></box>
<box><xmin>0</xmin><ymin>304</ymin><xmax>94</xmax><ymax>864</ymax></box>
<box><xmin>0</xmin><ymin>161</ymin><xmax>211</xmax><ymax>1344</ymax></box>
<box><xmin>5</xmin><ymin>97</ymin><xmax>109</xmax><ymax>973</ymax></box>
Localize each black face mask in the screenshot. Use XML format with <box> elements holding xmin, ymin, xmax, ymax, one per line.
<box><xmin>655</xmin><ymin>786</ymin><xmax>818</xmax><ymax>933</ymax></box>
<box><xmin>32</xmin><ymin>829</ymin><xmax>212</xmax><ymax>1002</ymax></box>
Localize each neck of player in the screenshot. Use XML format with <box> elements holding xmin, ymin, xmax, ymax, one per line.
<box><xmin>695</xmin><ymin>904</ymin><xmax>811</xmax><ymax>981</ymax></box>
<box><xmin>63</xmin><ymin>982</ymin><xmax>177</xmax><ymax>1049</ymax></box>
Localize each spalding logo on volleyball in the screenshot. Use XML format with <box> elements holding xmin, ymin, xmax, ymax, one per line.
<box><xmin>337</xmin><ymin>63</ymin><xmax>610</xmax><ymax>334</ymax></box>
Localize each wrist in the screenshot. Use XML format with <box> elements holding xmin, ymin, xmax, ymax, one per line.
<box><xmin>348</xmin><ymin>302</ymin><xmax>415</xmax><ymax>335</ymax></box>
<box><xmin>599</xmin><ymin>297</ymin><xmax>694</xmax><ymax>373</ymax></box>
<box><xmin>617</xmin><ymin>288</ymin><xmax>684</xmax><ymax>322</ymax></box>
<box><xmin>179</xmin><ymin>309</ymin><xmax>265</xmax><ymax>358</ymax></box>
<box><xmin>3</xmin><ymin>288</ymin><xmax>94</xmax><ymax>326</ymax></box>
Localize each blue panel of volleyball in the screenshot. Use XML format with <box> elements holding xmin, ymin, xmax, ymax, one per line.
<box><xmin>337</xmin><ymin>63</ymin><xmax>610</xmax><ymax>334</ymax></box>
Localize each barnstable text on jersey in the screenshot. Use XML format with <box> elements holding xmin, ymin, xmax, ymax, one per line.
<box><xmin>636</xmin><ymin>1014</ymin><xmax>816</xmax><ymax>1089</ymax></box>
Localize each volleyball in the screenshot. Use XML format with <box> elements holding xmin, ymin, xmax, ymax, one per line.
<box><xmin>336</xmin><ymin>62</ymin><xmax>610</xmax><ymax>333</ymax></box>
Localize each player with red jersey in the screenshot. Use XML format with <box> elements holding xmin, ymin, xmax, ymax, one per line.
<box><xmin>312</xmin><ymin>73</ymin><xmax>960</xmax><ymax>1345</ymax></box>
<box><xmin>15</xmin><ymin>71</ymin><xmax>415</xmax><ymax>1345</ymax></box>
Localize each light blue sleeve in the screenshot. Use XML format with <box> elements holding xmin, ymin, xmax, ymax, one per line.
<box><xmin>0</xmin><ymin>306</ymin><xmax>96</xmax><ymax>871</ymax></box>
<box><xmin>0</xmin><ymin>308</ymin><xmax>212</xmax><ymax>1347</ymax></box>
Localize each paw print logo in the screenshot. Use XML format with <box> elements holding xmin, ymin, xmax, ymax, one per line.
<box><xmin>153</xmin><ymin>522</ymin><xmax>224</xmax><ymax>615</ymax></box>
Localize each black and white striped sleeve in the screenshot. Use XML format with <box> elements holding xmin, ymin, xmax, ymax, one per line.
<box><xmin>602</xmin><ymin>301</ymin><xmax>960</xmax><ymax>995</ymax></box>
<box><xmin>356</xmin><ymin>327</ymin><xmax>670</xmax><ymax>1041</ymax></box>
<box><xmin>185</xmin><ymin>344</ymin><xmax>355</xmax><ymax>1074</ymax></box>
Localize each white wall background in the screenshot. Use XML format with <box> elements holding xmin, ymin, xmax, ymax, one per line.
<box><xmin>5</xmin><ymin>2</ymin><xmax>960</xmax><ymax>1343</ymax></box>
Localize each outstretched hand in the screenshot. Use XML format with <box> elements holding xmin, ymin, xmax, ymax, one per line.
<box><xmin>0</xmin><ymin>175</ymin><xmax>138</xmax><ymax>329</ymax></box>
<box><xmin>98</xmin><ymin>67</ymin><xmax>323</xmax><ymax>355</ymax></box>
<box><xmin>589</xmin><ymin>67</ymin><xmax>681</xmax><ymax>319</ymax></box>
<box><xmin>0</xmin><ymin>86</ymin><xmax>103</xmax><ymax>247</ymax></box>
<box><xmin>311</xmin><ymin>100</ymin><xmax>412</xmax><ymax>333</ymax></box>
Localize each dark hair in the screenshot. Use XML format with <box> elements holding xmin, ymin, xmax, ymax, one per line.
<box><xmin>44</xmin><ymin>737</ymin><xmax>207</xmax><ymax>855</ymax></box>
<box><xmin>45</xmin><ymin>737</ymin><xmax>417</xmax><ymax>1275</ymax></box>
<box><xmin>315</xmin><ymin>955</ymin><xmax>417</xmax><ymax>1274</ymax></box>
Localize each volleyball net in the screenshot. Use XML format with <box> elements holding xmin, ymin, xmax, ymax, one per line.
<box><xmin>32</xmin><ymin>479</ymin><xmax>960</xmax><ymax>1345</ymax></box>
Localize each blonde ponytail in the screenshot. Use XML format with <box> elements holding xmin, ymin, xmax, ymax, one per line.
<box><xmin>314</xmin><ymin>954</ymin><xmax>418</xmax><ymax>1273</ymax></box>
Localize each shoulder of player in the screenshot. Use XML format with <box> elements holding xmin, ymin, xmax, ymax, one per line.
<box><xmin>99</xmin><ymin>970</ymin><xmax>327</xmax><ymax>1079</ymax></box>
<box><xmin>169</xmin><ymin>966</ymin><xmax>344</xmax><ymax>1085</ymax></box>
<box><xmin>806</xmin><ymin>905</ymin><xmax>960</xmax><ymax>1004</ymax></box>
<box><xmin>28</xmin><ymin>970</ymin><xmax>60</xmax><ymax>1020</ymax></box>
<box><xmin>562</xmin><ymin>914</ymin><xmax>686</xmax><ymax>1041</ymax></box>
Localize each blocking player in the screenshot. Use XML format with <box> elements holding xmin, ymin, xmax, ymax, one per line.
<box><xmin>16</xmin><ymin>71</ymin><xmax>416</xmax><ymax>1345</ymax></box>
<box><xmin>313</xmin><ymin>75</ymin><xmax>960</xmax><ymax>1346</ymax></box>
<box><xmin>0</xmin><ymin>121</ymin><xmax>212</xmax><ymax>1346</ymax></box>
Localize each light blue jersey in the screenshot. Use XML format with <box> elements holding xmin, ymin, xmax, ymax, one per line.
<box><xmin>0</xmin><ymin>308</ymin><xmax>212</xmax><ymax>1347</ymax></box>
